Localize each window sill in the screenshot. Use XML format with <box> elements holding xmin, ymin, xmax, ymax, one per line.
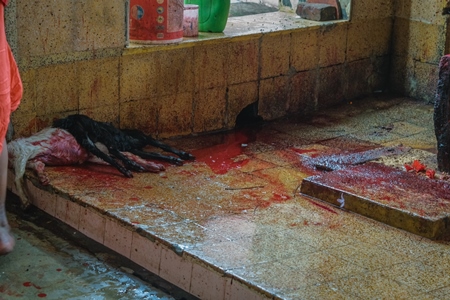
<box><xmin>126</xmin><ymin>11</ymin><xmax>348</xmax><ymax>50</ymax></box>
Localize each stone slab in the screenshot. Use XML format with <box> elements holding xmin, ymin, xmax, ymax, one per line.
<box><xmin>296</xmin><ymin>3</ymin><xmax>337</xmax><ymax>21</ymax></box>
<box><xmin>300</xmin><ymin>162</ymin><xmax>450</xmax><ymax>240</ymax></box>
<box><xmin>307</xmin><ymin>146</ymin><xmax>410</xmax><ymax>171</ymax></box>
<box><xmin>307</xmin><ymin>0</ymin><xmax>342</xmax><ymax>19</ymax></box>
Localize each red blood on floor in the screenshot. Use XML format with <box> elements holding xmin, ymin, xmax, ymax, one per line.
<box><xmin>271</xmin><ymin>192</ymin><xmax>291</xmax><ymax>202</ymax></box>
<box><xmin>22</xmin><ymin>282</ymin><xmax>41</xmax><ymax>289</ymax></box>
<box><xmin>307</xmin><ymin>199</ymin><xmax>338</xmax><ymax>214</ymax></box>
<box><xmin>192</xmin><ymin>131</ymin><xmax>250</xmax><ymax>174</ymax></box>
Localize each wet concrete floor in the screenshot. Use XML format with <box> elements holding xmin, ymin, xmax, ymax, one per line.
<box><xmin>5</xmin><ymin>94</ymin><xmax>450</xmax><ymax>299</ymax></box>
<box><xmin>1</xmin><ymin>199</ymin><xmax>198</xmax><ymax>300</ymax></box>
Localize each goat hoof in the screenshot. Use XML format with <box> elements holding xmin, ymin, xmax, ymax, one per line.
<box><xmin>122</xmin><ymin>170</ymin><xmax>133</xmax><ymax>178</ymax></box>
<box><xmin>173</xmin><ymin>159</ymin><xmax>183</xmax><ymax>166</ymax></box>
<box><xmin>181</xmin><ymin>153</ymin><xmax>195</xmax><ymax>161</ymax></box>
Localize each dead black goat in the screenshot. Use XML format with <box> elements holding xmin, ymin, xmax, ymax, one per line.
<box><xmin>52</xmin><ymin>114</ymin><xmax>195</xmax><ymax>178</ymax></box>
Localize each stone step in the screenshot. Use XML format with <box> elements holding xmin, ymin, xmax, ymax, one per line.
<box><xmin>7</xmin><ymin>169</ymin><xmax>273</xmax><ymax>300</ymax></box>
<box><xmin>300</xmin><ymin>162</ymin><xmax>450</xmax><ymax>241</ymax></box>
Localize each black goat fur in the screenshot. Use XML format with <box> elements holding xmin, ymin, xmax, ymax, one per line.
<box><xmin>52</xmin><ymin>114</ymin><xmax>195</xmax><ymax>177</ymax></box>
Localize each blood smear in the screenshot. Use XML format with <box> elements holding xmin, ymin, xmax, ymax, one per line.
<box><xmin>192</xmin><ymin>131</ymin><xmax>250</xmax><ymax>174</ymax></box>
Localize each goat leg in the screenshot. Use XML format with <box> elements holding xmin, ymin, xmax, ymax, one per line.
<box><xmin>79</xmin><ymin>136</ymin><xmax>133</xmax><ymax>178</ymax></box>
<box><xmin>121</xmin><ymin>152</ymin><xmax>165</xmax><ymax>172</ymax></box>
<box><xmin>121</xmin><ymin>129</ymin><xmax>195</xmax><ymax>161</ymax></box>
<box><xmin>145</xmin><ymin>136</ymin><xmax>195</xmax><ymax>161</ymax></box>
<box><xmin>129</xmin><ymin>149</ymin><xmax>184</xmax><ymax>166</ymax></box>
<box><xmin>63</xmin><ymin>121</ymin><xmax>134</xmax><ymax>178</ymax></box>
<box><xmin>27</xmin><ymin>160</ymin><xmax>49</xmax><ymax>185</ymax></box>
<box><xmin>14</xmin><ymin>176</ymin><xmax>31</xmax><ymax>210</ymax></box>
<box><xmin>109</xmin><ymin>149</ymin><xmax>147</xmax><ymax>172</ymax></box>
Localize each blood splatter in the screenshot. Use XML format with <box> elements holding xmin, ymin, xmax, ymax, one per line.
<box><xmin>192</xmin><ymin>131</ymin><xmax>250</xmax><ymax>174</ymax></box>
<box><xmin>271</xmin><ymin>192</ymin><xmax>291</xmax><ymax>202</ymax></box>
<box><xmin>37</xmin><ymin>293</ymin><xmax>47</xmax><ymax>298</ymax></box>
<box><xmin>22</xmin><ymin>282</ymin><xmax>42</xmax><ymax>289</ymax></box>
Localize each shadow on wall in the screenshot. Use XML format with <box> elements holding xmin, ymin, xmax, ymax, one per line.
<box><xmin>389</xmin><ymin>0</ymin><xmax>411</xmax><ymax>96</ymax></box>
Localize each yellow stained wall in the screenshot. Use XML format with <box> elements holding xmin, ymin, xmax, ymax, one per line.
<box><xmin>3</xmin><ymin>0</ymin><xmax>429</xmax><ymax>139</ymax></box>
<box><xmin>390</xmin><ymin>0</ymin><xmax>448</xmax><ymax>103</ymax></box>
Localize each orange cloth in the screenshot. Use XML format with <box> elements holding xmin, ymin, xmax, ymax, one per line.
<box><xmin>0</xmin><ymin>3</ymin><xmax>22</xmax><ymax>152</ymax></box>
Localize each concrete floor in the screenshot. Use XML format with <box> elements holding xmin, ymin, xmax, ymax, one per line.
<box><xmin>4</xmin><ymin>94</ymin><xmax>450</xmax><ymax>299</ymax></box>
<box><xmin>0</xmin><ymin>203</ymin><xmax>198</xmax><ymax>300</ymax></box>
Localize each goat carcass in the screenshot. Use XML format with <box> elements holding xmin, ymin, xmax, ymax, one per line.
<box><xmin>8</xmin><ymin>115</ymin><xmax>195</xmax><ymax>209</ymax></box>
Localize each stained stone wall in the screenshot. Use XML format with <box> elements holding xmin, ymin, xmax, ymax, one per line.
<box><xmin>3</xmin><ymin>0</ymin><xmax>437</xmax><ymax>140</ymax></box>
<box><xmin>389</xmin><ymin>0</ymin><xmax>448</xmax><ymax>103</ymax></box>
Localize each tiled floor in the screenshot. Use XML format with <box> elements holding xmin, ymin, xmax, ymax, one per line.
<box><xmin>7</xmin><ymin>95</ymin><xmax>450</xmax><ymax>299</ymax></box>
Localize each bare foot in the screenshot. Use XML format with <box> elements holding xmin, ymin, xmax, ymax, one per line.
<box><xmin>0</xmin><ymin>225</ymin><xmax>15</xmax><ymax>255</ymax></box>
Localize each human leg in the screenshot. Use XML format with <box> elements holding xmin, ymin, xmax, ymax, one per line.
<box><xmin>0</xmin><ymin>138</ymin><xmax>14</xmax><ymax>255</ymax></box>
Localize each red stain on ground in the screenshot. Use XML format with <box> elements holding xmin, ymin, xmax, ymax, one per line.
<box><xmin>38</xmin><ymin>293</ymin><xmax>47</xmax><ymax>298</ymax></box>
<box><xmin>53</xmin><ymin>164</ymin><xmax>124</xmax><ymax>182</ymax></box>
<box><xmin>271</xmin><ymin>192</ymin><xmax>291</xmax><ymax>202</ymax></box>
<box><xmin>23</xmin><ymin>282</ymin><xmax>42</xmax><ymax>289</ymax></box>
<box><xmin>175</xmin><ymin>170</ymin><xmax>199</xmax><ymax>176</ymax></box>
<box><xmin>307</xmin><ymin>163</ymin><xmax>450</xmax><ymax>217</ymax></box>
<box><xmin>192</xmin><ymin>131</ymin><xmax>250</xmax><ymax>174</ymax></box>
<box><xmin>307</xmin><ymin>199</ymin><xmax>338</xmax><ymax>214</ymax></box>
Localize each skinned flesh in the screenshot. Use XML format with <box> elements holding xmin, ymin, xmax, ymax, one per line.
<box><xmin>8</xmin><ymin>128</ymin><xmax>165</xmax><ymax>208</ymax></box>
